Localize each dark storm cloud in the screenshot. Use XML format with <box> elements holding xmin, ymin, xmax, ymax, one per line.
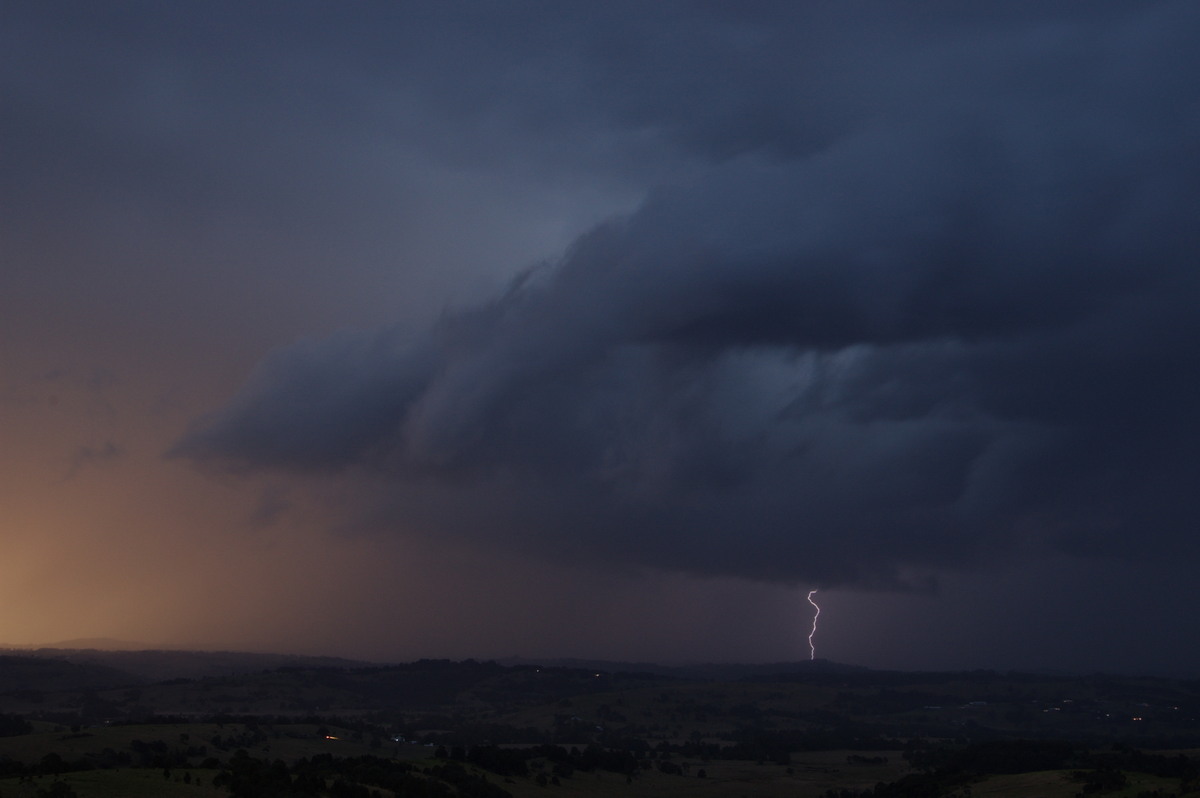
<box><xmin>175</xmin><ymin>2</ymin><xmax>1200</xmax><ymax>589</ymax></box>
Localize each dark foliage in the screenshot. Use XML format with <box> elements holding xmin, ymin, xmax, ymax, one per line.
<box><xmin>0</xmin><ymin>712</ymin><xmax>32</xmax><ymax>737</ymax></box>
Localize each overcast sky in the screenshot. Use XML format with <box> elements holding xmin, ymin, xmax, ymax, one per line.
<box><xmin>3</xmin><ymin>1</ymin><xmax>1199</xmax><ymax>674</ymax></box>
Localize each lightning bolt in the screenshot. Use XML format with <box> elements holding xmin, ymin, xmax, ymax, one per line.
<box><xmin>807</xmin><ymin>589</ymin><xmax>820</xmax><ymax>661</ymax></box>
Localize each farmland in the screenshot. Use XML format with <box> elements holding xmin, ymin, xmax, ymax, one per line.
<box><xmin>1</xmin><ymin>651</ymin><xmax>1198</xmax><ymax>797</ymax></box>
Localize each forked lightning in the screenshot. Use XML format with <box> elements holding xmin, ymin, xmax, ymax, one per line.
<box><xmin>807</xmin><ymin>589</ymin><xmax>820</xmax><ymax>660</ymax></box>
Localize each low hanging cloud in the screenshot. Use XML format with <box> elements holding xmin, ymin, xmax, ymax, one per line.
<box><xmin>173</xmin><ymin>3</ymin><xmax>1200</xmax><ymax>590</ymax></box>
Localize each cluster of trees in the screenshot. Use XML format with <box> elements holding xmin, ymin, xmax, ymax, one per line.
<box><xmin>213</xmin><ymin>751</ymin><xmax>512</xmax><ymax>798</ymax></box>
<box><xmin>665</xmin><ymin>727</ymin><xmax>899</xmax><ymax>763</ymax></box>
<box><xmin>1092</xmin><ymin>744</ymin><xmax>1200</xmax><ymax>782</ymax></box>
<box><xmin>903</xmin><ymin>739</ymin><xmax>1077</xmax><ymax>774</ymax></box>
<box><xmin>874</xmin><ymin>739</ymin><xmax>1200</xmax><ymax>798</ymax></box>
<box><xmin>434</xmin><ymin>743</ymin><xmax>641</xmax><ymax>780</ymax></box>
<box><xmin>0</xmin><ymin>713</ymin><xmax>32</xmax><ymax>737</ymax></box>
<box><xmin>427</xmin><ymin>740</ymin><xmax>741</xmax><ymax>784</ymax></box>
<box><xmin>419</xmin><ymin>730</ymin><xmax>908</xmax><ymax>784</ymax></box>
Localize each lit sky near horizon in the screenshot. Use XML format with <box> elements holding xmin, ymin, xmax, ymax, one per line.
<box><xmin>4</xmin><ymin>1</ymin><xmax>1200</xmax><ymax>674</ymax></box>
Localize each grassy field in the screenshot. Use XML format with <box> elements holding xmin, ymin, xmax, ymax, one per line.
<box><xmin>492</xmin><ymin>750</ymin><xmax>910</xmax><ymax>798</ymax></box>
<box><xmin>969</xmin><ymin>768</ymin><xmax>1182</xmax><ymax>798</ymax></box>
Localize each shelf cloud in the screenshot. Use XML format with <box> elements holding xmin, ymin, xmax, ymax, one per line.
<box><xmin>174</xmin><ymin>1</ymin><xmax>1200</xmax><ymax>590</ymax></box>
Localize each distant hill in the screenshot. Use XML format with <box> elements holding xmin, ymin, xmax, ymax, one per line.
<box><xmin>0</xmin><ymin>654</ymin><xmax>134</xmax><ymax>693</ymax></box>
<box><xmin>495</xmin><ymin>656</ymin><xmax>869</xmax><ymax>681</ymax></box>
<box><xmin>0</xmin><ymin>647</ymin><xmax>373</xmax><ymax>685</ymax></box>
<box><xmin>23</xmin><ymin>637</ymin><xmax>150</xmax><ymax>651</ymax></box>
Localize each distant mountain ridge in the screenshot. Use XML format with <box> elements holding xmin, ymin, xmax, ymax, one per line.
<box><xmin>0</xmin><ymin>645</ymin><xmax>373</xmax><ymax>684</ymax></box>
<box><xmin>495</xmin><ymin>656</ymin><xmax>870</xmax><ymax>680</ymax></box>
<box><xmin>0</xmin><ymin>653</ymin><xmax>133</xmax><ymax>693</ymax></box>
<box><xmin>11</xmin><ymin>637</ymin><xmax>154</xmax><ymax>652</ymax></box>
<box><xmin>0</xmin><ymin>645</ymin><xmax>874</xmax><ymax>686</ymax></box>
